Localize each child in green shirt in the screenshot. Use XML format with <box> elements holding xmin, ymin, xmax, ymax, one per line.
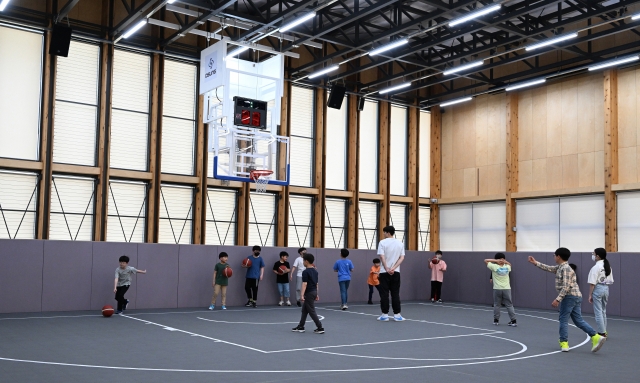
<box><xmin>210</xmin><ymin>252</ymin><xmax>230</xmax><ymax>310</ymax></box>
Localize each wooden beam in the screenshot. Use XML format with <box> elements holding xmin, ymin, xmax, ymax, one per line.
<box><xmin>612</xmin><ymin>182</ymin><xmax>640</xmax><ymax>192</ymax></box>
<box><xmin>378</xmin><ymin>101</ymin><xmax>390</xmax><ymax>241</ymax></box>
<box><xmin>604</xmin><ymin>69</ymin><xmax>618</xmax><ymax>252</ymax></box>
<box><xmin>359</xmin><ymin>192</ymin><xmax>384</xmax><ymax>201</ymax></box>
<box><xmin>94</xmin><ymin>42</ymin><xmax>114</xmax><ymax>241</ymax></box>
<box><xmin>313</xmin><ymin>87</ymin><xmax>326</xmax><ymax>248</ymax></box>
<box><xmin>193</xmin><ymin>95</ymin><xmax>206</xmax><ymax>244</ymax></box>
<box><xmin>110</xmin><ymin>169</ymin><xmax>153</xmax><ymax>180</ymax></box>
<box><xmin>51</xmin><ymin>164</ymin><xmax>101</xmax><ymax>176</ymax></box>
<box><xmin>390</xmin><ymin>195</ymin><xmax>415</xmax><ymax>204</ymax></box>
<box><xmin>437</xmin><ymin>195</ymin><xmax>506</xmax><ymax>204</ymax></box>
<box><xmin>0</xmin><ymin>158</ymin><xmax>43</xmax><ymax>171</ymax></box>
<box><xmin>325</xmin><ymin>189</ymin><xmax>354</xmax><ymax>198</ymax></box>
<box><xmin>506</xmin><ymin>93</ymin><xmax>518</xmax><ymax>252</ymax></box>
<box><xmin>146</xmin><ymin>53</ymin><xmax>163</xmax><ymax>243</ymax></box>
<box><xmin>289</xmin><ymin>186</ymin><xmax>320</xmax><ymax>195</ymax></box>
<box><xmin>407</xmin><ymin>105</ymin><xmax>419</xmax><ymax>250</ymax></box>
<box><xmin>429</xmin><ymin>107</ymin><xmax>442</xmax><ymax>251</ymax></box>
<box><xmin>512</xmin><ymin>186</ymin><xmax>605</xmax><ymax>199</ymax></box>
<box><xmin>347</xmin><ymin>94</ymin><xmax>359</xmax><ymax>248</ymax></box>
<box><xmin>206</xmin><ymin>178</ymin><xmax>243</xmax><ymax>188</ymax></box>
<box><xmin>277</xmin><ymin>78</ymin><xmax>290</xmax><ymax>247</ymax></box>
<box><xmin>160</xmin><ymin>174</ymin><xmax>201</xmax><ymax>184</ymax></box>
<box><xmin>37</xmin><ymin>28</ymin><xmax>55</xmax><ymax>239</ymax></box>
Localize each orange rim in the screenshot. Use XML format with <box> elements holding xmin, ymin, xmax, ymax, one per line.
<box><xmin>250</xmin><ymin>170</ymin><xmax>274</xmax><ymax>181</ymax></box>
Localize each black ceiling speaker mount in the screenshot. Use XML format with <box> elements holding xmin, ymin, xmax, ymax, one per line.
<box><xmin>327</xmin><ymin>84</ymin><xmax>346</xmax><ymax>109</ymax></box>
<box><xmin>49</xmin><ymin>24</ymin><xmax>73</xmax><ymax>57</ymax></box>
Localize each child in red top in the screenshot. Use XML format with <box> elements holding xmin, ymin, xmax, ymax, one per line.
<box><xmin>367</xmin><ymin>258</ymin><xmax>381</xmax><ymax>304</ymax></box>
<box><xmin>428</xmin><ymin>250</ymin><xmax>447</xmax><ymax>303</ymax></box>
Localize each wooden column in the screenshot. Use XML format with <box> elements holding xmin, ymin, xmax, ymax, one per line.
<box><xmin>94</xmin><ymin>42</ymin><xmax>114</xmax><ymax>241</ymax></box>
<box><xmin>378</xmin><ymin>101</ymin><xmax>390</xmax><ymax>241</ymax></box>
<box><xmin>429</xmin><ymin>107</ymin><xmax>442</xmax><ymax>251</ymax></box>
<box><xmin>347</xmin><ymin>94</ymin><xmax>359</xmax><ymax>248</ymax></box>
<box><xmin>146</xmin><ymin>53</ymin><xmax>163</xmax><ymax>243</ymax></box>
<box><xmin>37</xmin><ymin>28</ymin><xmax>55</xmax><ymax>239</ymax></box>
<box><xmin>604</xmin><ymin>69</ymin><xmax>618</xmax><ymax>252</ymax></box>
<box><xmin>407</xmin><ymin>105</ymin><xmax>419</xmax><ymax>250</ymax></box>
<box><xmin>193</xmin><ymin>95</ymin><xmax>206</xmax><ymax>244</ymax></box>
<box><xmin>505</xmin><ymin>93</ymin><xmax>519</xmax><ymax>252</ymax></box>
<box><xmin>237</xmin><ymin>183</ymin><xmax>249</xmax><ymax>246</ymax></box>
<box><xmin>276</xmin><ymin>79</ymin><xmax>291</xmax><ymax>246</ymax></box>
<box><xmin>313</xmin><ymin>87</ymin><xmax>326</xmax><ymax>248</ymax></box>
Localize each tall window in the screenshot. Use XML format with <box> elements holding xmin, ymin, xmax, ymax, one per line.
<box><xmin>158</xmin><ymin>184</ymin><xmax>193</xmax><ymax>244</ymax></box>
<box><xmin>618</xmin><ymin>192</ymin><xmax>640</xmax><ymax>251</ymax></box>
<box><xmin>110</xmin><ymin>49</ymin><xmax>150</xmax><ymax>171</ymax></box>
<box><xmin>324</xmin><ymin>198</ymin><xmax>346</xmax><ymax>248</ymax></box>
<box><xmin>325</xmin><ymin>93</ymin><xmax>347</xmax><ymax>190</ymax></box>
<box><xmin>0</xmin><ymin>26</ymin><xmax>42</xmax><ymax>161</ymax></box>
<box><xmin>359</xmin><ymin>100</ymin><xmax>378</xmax><ymax>193</ymax></box>
<box><xmin>419</xmin><ymin>111</ymin><xmax>431</xmax><ymax>198</ymax></box>
<box><xmin>389</xmin><ymin>204</ymin><xmax>407</xmax><ymax>244</ymax></box>
<box><xmin>106</xmin><ymin>180</ymin><xmax>147</xmax><ymax>242</ymax></box>
<box><xmin>288</xmin><ymin>195</ymin><xmax>313</xmax><ymax>247</ymax></box>
<box><xmin>49</xmin><ymin>175</ymin><xmax>95</xmax><ymax>241</ymax></box>
<box><xmin>206</xmin><ymin>188</ymin><xmax>237</xmax><ymax>245</ymax></box>
<box><xmin>0</xmin><ymin>171</ymin><xmax>38</xmax><ymax>239</ymax></box>
<box><xmin>161</xmin><ymin>60</ymin><xmax>197</xmax><ymax>175</ymax></box>
<box><xmin>418</xmin><ymin>206</ymin><xmax>431</xmax><ymax>251</ymax></box>
<box><xmin>358</xmin><ymin>200</ymin><xmax>378</xmax><ymax>249</ymax></box>
<box><xmin>440</xmin><ymin>202</ymin><xmax>506</xmax><ymax>251</ymax></box>
<box><xmin>53</xmin><ymin>41</ymin><xmax>100</xmax><ymax>166</ymax></box>
<box><xmin>289</xmin><ymin>86</ymin><xmax>315</xmax><ymax>187</ymax></box>
<box><xmin>390</xmin><ymin>105</ymin><xmax>408</xmax><ymax>195</ymax></box>
<box><xmin>249</xmin><ymin>192</ymin><xmax>276</xmax><ymax>247</ymax></box>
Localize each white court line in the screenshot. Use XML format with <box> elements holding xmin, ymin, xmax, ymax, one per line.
<box><xmin>319</xmin><ymin>307</ymin><xmax>498</xmax><ymax>332</ymax></box>
<box><xmin>196</xmin><ymin>315</ymin><xmax>325</xmax><ymax>325</ymax></box>
<box><xmin>310</xmin><ymin>333</ymin><xmax>527</xmax><ymax>361</ymax></box>
<box><xmin>120</xmin><ymin>314</ymin><xmax>267</xmax><ymax>354</ymax></box>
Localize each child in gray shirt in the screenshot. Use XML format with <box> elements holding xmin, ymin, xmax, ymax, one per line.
<box><xmin>114</xmin><ymin>255</ymin><xmax>146</xmax><ymax>314</ymax></box>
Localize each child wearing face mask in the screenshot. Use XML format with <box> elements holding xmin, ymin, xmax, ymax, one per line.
<box><xmin>588</xmin><ymin>248</ymin><xmax>614</xmax><ymax>337</ymax></box>
<box><xmin>428</xmin><ymin>250</ymin><xmax>447</xmax><ymax>303</ymax></box>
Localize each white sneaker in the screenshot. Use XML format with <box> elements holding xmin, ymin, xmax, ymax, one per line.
<box><xmin>393</xmin><ymin>314</ymin><xmax>405</xmax><ymax>321</ymax></box>
<box><xmin>286</xmin><ymin>300</ymin><xmax>292</xmax><ymax>306</ymax></box>
<box><xmin>278</xmin><ymin>301</ymin><xmax>284</xmax><ymax>306</ymax></box>
<box><xmin>343</xmin><ymin>304</ymin><xmax>348</xmax><ymax>310</ymax></box>
<box><xmin>377</xmin><ymin>314</ymin><xmax>390</xmax><ymax>321</ymax></box>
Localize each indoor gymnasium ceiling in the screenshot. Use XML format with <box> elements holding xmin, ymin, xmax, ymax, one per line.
<box><xmin>2</xmin><ymin>0</ymin><xmax>640</xmax><ymax>106</ymax></box>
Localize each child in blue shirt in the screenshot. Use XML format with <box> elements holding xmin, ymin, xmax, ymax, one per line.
<box><xmin>242</xmin><ymin>245</ymin><xmax>265</xmax><ymax>308</ymax></box>
<box><xmin>333</xmin><ymin>248</ymin><xmax>354</xmax><ymax>310</ymax></box>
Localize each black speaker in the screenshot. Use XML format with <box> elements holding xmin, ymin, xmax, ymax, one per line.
<box><xmin>327</xmin><ymin>84</ymin><xmax>346</xmax><ymax>109</ymax></box>
<box><xmin>357</xmin><ymin>97</ymin><xmax>365</xmax><ymax>111</ymax></box>
<box><xmin>49</xmin><ymin>24</ymin><xmax>72</xmax><ymax>57</ymax></box>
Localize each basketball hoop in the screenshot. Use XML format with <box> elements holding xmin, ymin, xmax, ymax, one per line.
<box><xmin>250</xmin><ymin>170</ymin><xmax>274</xmax><ymax>193</ymax></box>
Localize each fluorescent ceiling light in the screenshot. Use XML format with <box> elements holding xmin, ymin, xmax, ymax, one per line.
<box><xmin>449</xmin><ymin>4</ymin><xmax>501</xmax><ymax>27</ymax></box>
<box><xmin>226</xmin><ymin>46</ymin><xmax>249</xmax><ymax>59</ymax></box>
<box><xmin>525</xmin><ymin>33</ymin><xmax>578</xmax><ymax>51</ymax></box>
<box><xmin>369</xmin><ymin>39</ymin><xmax>409</xmax><ymax>56</ymax></box>
<box><xmin>588</xmin><ymin>55</ymin><xmax>640</xmax><ymax>71</ymax></box>
<box><xmin>279</xmin><ymin>12</ymin><xmax>316</xmax><ymax>32</ymax></box>
<box><xmin>308</xmin><ymin>65</ymin><xmax>339</xmax><ymax>79</ymax></box>
<box><xmin>440</xmin><ymin>97</ymin><xmax>472</xmax><ymax>107</ymax></box>
<box><xmin>379</xmin><ymin>82</ymin><xmax>411</xmax><ymax>94</ymax></box>
<box><xmin>506</xmin><ymin>78</ymin><xmax>546</xmax><ymax>91</ymax></box>
<box><xmin>0</xmin><ymin>0</ymin><xmax>10</xmax><ymax>12</ymax></box>
<box><xmin>122</xmin><ymin>19</ymin><xmax>148</xmax><ymax>39</ymax></box>
<box><xmin>167</xmin><ymin>0</ymin><xmax>176</xmax><ymax>4</ymax></box>
<box><xmin>443</xmin><ymin>60</ymin><xmax>483</xmax><ymax>75</ymax></box>
<box><xmin>632</xmin><ymin>13</ymin><xmax>640</xmax><ymax>20</ymax></box>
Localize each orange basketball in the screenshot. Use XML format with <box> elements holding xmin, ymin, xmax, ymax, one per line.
<box><xmin>431</xmin><ymin>257</ymin><xmax>439</xmax><ymax>264</ymax></box>
<box><xmin>223</xmin><ymin>267</ymin><xmax>233</xmax><ymax>278</ymax></box>
<box><xmin>242</xmin><ymin>258</ymin><xmax>253</xmax><ymax>268</ymax></box>
<box><xmin>102</xmin><ymin>305</ymin><xmax>114</xmax><ymax>317</ymax></box>
<box><xmin>278</xmin><ymin>264</ymin><xmax>287</xmax><ymax>275</ymax></box>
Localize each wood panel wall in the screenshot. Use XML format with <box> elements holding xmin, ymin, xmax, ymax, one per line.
<box><xmin>617</xmin><ymin>67</ymin><xmax>640</xmax><ymax>186</ymax></box>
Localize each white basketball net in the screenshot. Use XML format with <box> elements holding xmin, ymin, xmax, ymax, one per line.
<box><xmin>252</xmin><ymin>174</ymin><xmax>271</xmax><ymax>193</ymax></box>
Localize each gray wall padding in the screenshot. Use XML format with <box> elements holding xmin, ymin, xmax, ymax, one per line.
<box><xmin>0</xmin><ymin>239</ymin><xmax>43</xmax><ymax>313</ymax></box>
<box><xmin>1</xmin><ymin>238</ymin><xmax>638</xmax><ymax>319</ymax></box>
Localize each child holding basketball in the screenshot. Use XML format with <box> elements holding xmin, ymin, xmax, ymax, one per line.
<box><xmin>242</xmin><ymin>245</ymin><xmax>265</xmax><ymax>308</ymax></box>
<box><xmin>528</xmin><ymin>248</ymin><xmax>606</xmax><ymax>352</ymax></box>
<box><xmin>292</xmin><ymin>253</ymin><xmax>324</xmax><ymax>334</ymax></box>
<box><xmin>113</xmin><ymin>255</ymin><xmax>146</xmax><ymax>314</ymax></box>
<box><xmin>485</xmin><ymin>253</ymin><xmax>517</xmax><ymax>326</ymax></box>
<box><xmin>333</xmin><ymin>248</ymin><xmax>354</xmax><ymax>310</ymax></box>
<box><xmin>428</xmin><ymin>250</ymin><xmax>447</xmax><ymax>303</ymax></box>
<box><xmin>367</xmin><ymin>258</ymin><xmax>381</xmax><ymax>304</ymax></box>
<box><xmin>209</xmin><ymin>252</ymin><xmax>230</xmax><ymax>310</ymax></box>
<box><xmin>273</xmin><ymin>251</ymin><xmax>292</xmax><ymax>306</ymax></box>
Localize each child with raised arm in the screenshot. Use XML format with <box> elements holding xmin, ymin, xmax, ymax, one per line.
<box><xmin>367</xmin><ymin>258</ymin><xmax>381</xmax><ymax>304</ymax></box>
<box><xmin>113</xmin><ymin>255</ymin><xmax>146</xmax><ymax>314</ymax></box>
<box><xmin>528</xmin><ymin>248</ymin><xmax>605</xmax><ymax>353</ymax></box>
<box><xmin>485</xmin><ymin>253</ymin><xmax>516</xmax><ymax>326</ymax></box>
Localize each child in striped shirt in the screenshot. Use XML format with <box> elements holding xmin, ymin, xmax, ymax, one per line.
<box><xmin>528</xmin><ymin>248</ymin><xmax>605</xmax><ymax>353</ymax></box>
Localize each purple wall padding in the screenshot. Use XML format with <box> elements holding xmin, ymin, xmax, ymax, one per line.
<box><xmin>402</xmin><ymin>251</ymin><xmax>431</xmax><ymax>301</ymax></box>
<box><xmin>0</xmin><ymin>239</ymin><xmax>44</xmax><ymax>313</ymax></box>
<box><xmin>136</xmin><ymin>243</ymin><xmax>179</xmax><ymax>309</ymax></box>
<box><xmin>510</xmin><ymin>252</ymin><xmax>548</xmax><ymax>309</ymax></box>
<box><xmin>603</xmin><ymin>252</ymin><xmax>621</xmax><ymax>316</ymax></box>
<box><xmin>620</xmin><ymin>253</ymin><xmax>640</xmax><ymax>318</ymax></box>
<box><xmin>41</xmin><ymin>241</ymin><xmax>93</xmax><ymax>312</ymax></box>
<box><xmin>91</xmin><ymin>241</ymin><xmax>138</xmax><ymax>310</ymax></box>
<box><xmin>177</xmin><ymin>244</ymin><xmax>218</xmax><ymax>308</ymax></box>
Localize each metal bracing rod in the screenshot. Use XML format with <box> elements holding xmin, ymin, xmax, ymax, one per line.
<box><xmin>161</xmin><ymin>0</ymin><xmax>237</xmax><ymax>47</ymax></box>
<box><xmin>55</xmin><ymin>0</ymin><xmax>80</xmax><ymax>24</ymax></box>
<box><xmin>112</xmin><ymin>0</ymin><xmax>163</xmax><ymax>39</ymax></box>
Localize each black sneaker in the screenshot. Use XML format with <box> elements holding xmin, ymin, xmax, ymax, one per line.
<box><xmin>245</xmin><ymin>301</ymin><xmax>253</xmax><ymax>307</ymax></box>
<box><xmin>367</xmin><ymin>301</ymin><xmax>373</xmax><ymax>304</ymax></box>
<box><xmin>123</xmin><ymin>299</ymin><xmax>129</xmax><ymax>311</ymax></box>
<box><xmin>297</xmin><ymin>301</ymin><xmax>301</xmax><ymax>307</ymax></box>
<box><xmin>292</xmin><ymin>326</ymin><xmax>305</xmax><ymax>332</ymax></box>
<box><xmin>508</xmin><ymin>320</ymin><xmax>517</xmax><ymax>327</ymax></box>
<box><xmin>314</xmin><ymin>328</ymin><xmax>325</xmax><ymax>334</ymax></box>
<box><xmin>252</xmin><ymin>302</ymin><xmax>257</xmax><ymax>308</ymax></box>
<box><xmin>494</xmin><ymin>319</ymin><xmax>499</xmax><ymax>326</ymax></box>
